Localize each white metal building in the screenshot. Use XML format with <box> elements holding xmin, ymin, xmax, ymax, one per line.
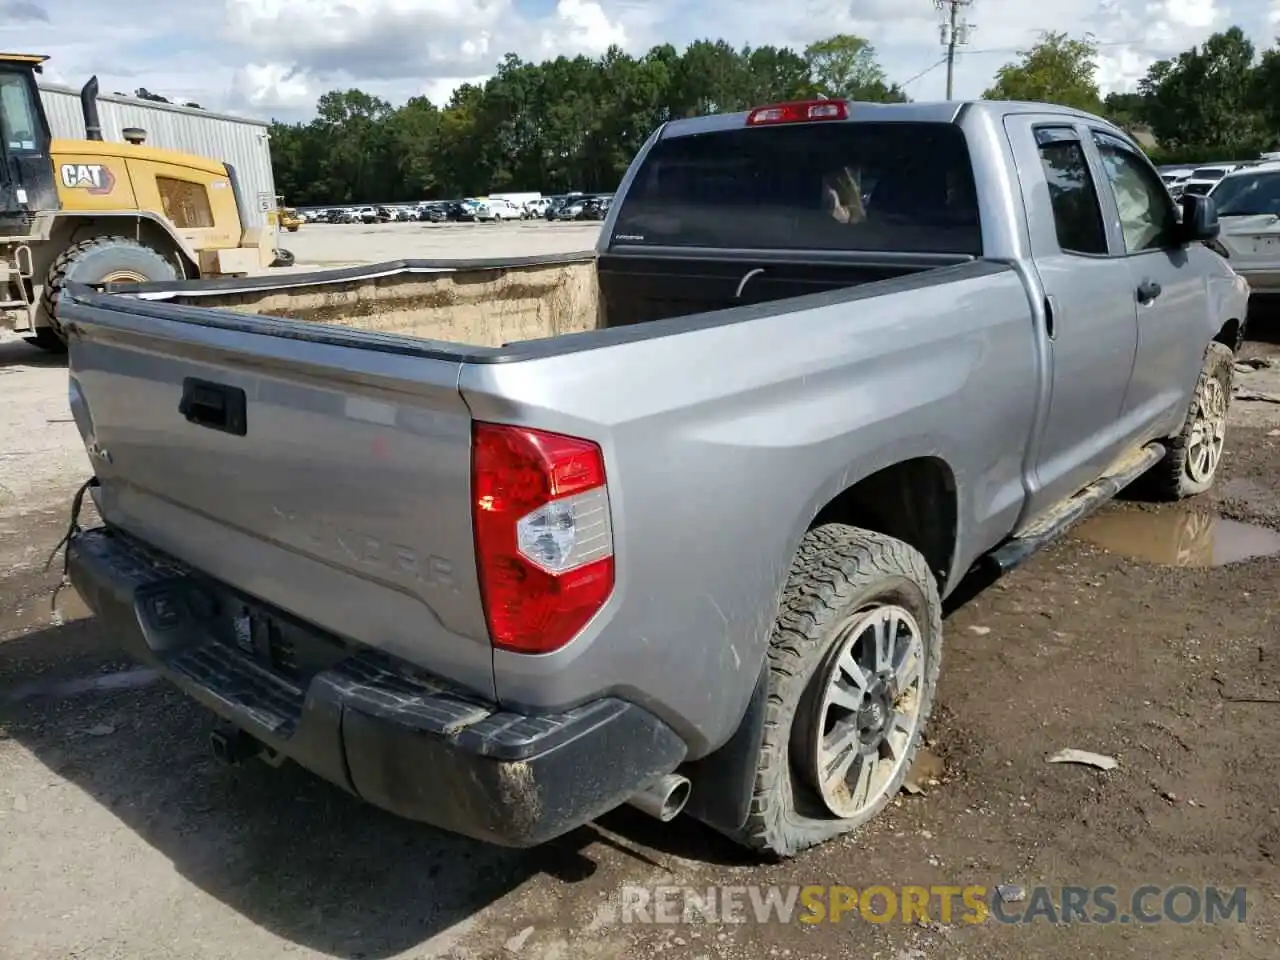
<box><xmin>38</xmin><ymin>82</ymin><xmax>278</xmax><ymax>229</ymax></box>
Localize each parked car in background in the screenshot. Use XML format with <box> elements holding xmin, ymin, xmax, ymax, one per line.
<box><xmin>1178</xmin><ymin>164</ymin><xmax>1245</xmax><ymax>197</ymax></box>
<box><xmin>1158</xmin><ymin>165</ymin><xmax>1194</xmax><ymax>195</ymax></box>
<box><xmin>62</xmin><ymin>98</ymin><xmax>1245</xmax><ymax>861</ymax></box>
<box><xmin>581</xmin><ymin>195</ymin><xmax>613</xmax><ymax>220</ymax></box>
<box><xmin>1209</xmin><ymin>162</ymin><xmax>1280</xmax><ymax>292</ymax></box>
<box><xmin>476</xmin><ymin>198</ymin><xmax>523</xmax><ymax>222</ymax></box>
<box><xmin>523</xmin><ymin>198</ymin><xmax>552</xmax><ymax>219</ymax></box>
<box><xmin>417</xmin><ymin>202</ymin><xmax>449</xmax><ymax>223</ymax></box>
<box><xmin>550</xmin><ymin>196</ymin><xmax>588</xmax><ymax>220</ymax></box>
<box><xmin>546</xmin><ymin>193</ymin><xmax>585</xmax><ymax>220</ymax></box>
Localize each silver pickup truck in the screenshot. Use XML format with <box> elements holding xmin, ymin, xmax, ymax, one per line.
<box><xmin>59</xmin><ymin>99</ymin><xmax>1248</xmax><ymax>859</ymax></box>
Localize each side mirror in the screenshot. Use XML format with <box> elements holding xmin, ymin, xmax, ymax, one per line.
<box><xmin>1178</xmin><ymin>193</ymin><xmax>1220</xmax><ymax>243</ymax></box>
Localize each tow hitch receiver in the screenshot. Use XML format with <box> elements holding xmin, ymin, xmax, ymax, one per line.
<box><xmin>209</xmin><ymin>725</ymin><xmax>266</xmax><ymax>766</ymax></box>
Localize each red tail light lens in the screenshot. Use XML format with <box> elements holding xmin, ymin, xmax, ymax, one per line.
<box><xmin>472</xmin><ymin>422</ymin><xmax>614</xmax><ymax>654</ymax></box>
<box><xmin>746</xmin><ymin>99</ymin><xmax>849</xmax><ymax>125</ymax></box>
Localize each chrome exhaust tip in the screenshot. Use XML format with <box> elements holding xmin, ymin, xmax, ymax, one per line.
<box><xmin>627</xmin><ymin>773</ymin><xmax>692</xmax><ymax>822</ymax></box>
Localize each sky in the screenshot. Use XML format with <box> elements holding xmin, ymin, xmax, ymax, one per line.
<box><xmin>2</xmin><ymin>0</ymin><xmax>1278</xmax><ymax>122</ymax></box>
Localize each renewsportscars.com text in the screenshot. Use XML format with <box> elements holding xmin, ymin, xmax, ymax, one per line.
<box><xmin>620</xmin><ymin>884</ymin><xmax>1247</xmax><ymax>926</ymax></box>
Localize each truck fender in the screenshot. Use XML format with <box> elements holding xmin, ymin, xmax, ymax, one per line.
<box><xmin>682</xmin><ymin>441</ymin><xmax>961</xmax><ymax>835</ymax></box>
<box><xmin>52</xmin><ymin>211</ymin><xmax>199</xmax><ymax>278</ymax></box>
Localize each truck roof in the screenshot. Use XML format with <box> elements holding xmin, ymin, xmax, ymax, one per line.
<box><xmin>661</xmin><ymin>99</ymin><xmax>1120</xmax><ymax>139</ymax></box>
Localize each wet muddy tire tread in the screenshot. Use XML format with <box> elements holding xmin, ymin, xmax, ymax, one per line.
<box><xmin>733</xmin><ymin>523</ymin><xmax>942</xmax><ymax>859</ymax></box>
<box><xmin>1144</xmin><ymin>342</ymin><xmax>1235</xmax><ymax>501</ymax></box>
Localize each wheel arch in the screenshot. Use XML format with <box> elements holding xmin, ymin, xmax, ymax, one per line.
<box><xmin>32</xmin><ymin>215</ymin><xmax>197</xmax><ymax>332</ymax></box>
<box><xmin>37</xmin><ymin>212</ymin><xmax>198</xmax><ymax>287</ymax></box>
<box><xmin>681</xmin><ymin>451</ymin><xmax>959</xmax><ymax>837</ymax></box>
<box><xmin>1214</xmin><ymin>317</ymin><xmax>1243</xmax><ymax>355</ymax></box>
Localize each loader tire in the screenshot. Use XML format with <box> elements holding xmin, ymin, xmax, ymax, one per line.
<box><xmin>1142</xmin><ymin>342</ymin><xmax>1234</xmax><ymax>500</ymax></box>
<box><xmin>25</xmin><ymin>326</ymin><xmax>68</xmax><ymax>353</ymax></box>
<box><xmin>729</xmin><ymin>524</ymin><xmax>942</xmax><ymax>859</ymax></box>
<box><xmin>41</xmin><ymin>236</ymin><xmax>177</xmax><ymax>343</ymax></box>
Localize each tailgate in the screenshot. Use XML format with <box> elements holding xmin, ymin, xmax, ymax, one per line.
<box><xmin>61</xmin><ymin>287</ymin><xmax>495</xmax><ymax>699</ymax></box>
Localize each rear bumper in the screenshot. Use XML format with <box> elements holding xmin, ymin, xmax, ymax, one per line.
<box><xmin>68</xmin><ymin>526</ymin><xmax>686</xmax><ymax>847</ymax></box>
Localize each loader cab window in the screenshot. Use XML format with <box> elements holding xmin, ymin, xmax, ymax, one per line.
<box><xmin>0</xmin><ymin>71</ymin><xmax>42</xmax><ymax>153</ymax></box>
<box><xmin>157</xmin><ymin>176</ymin><xmax>215</xmax><ymax>228</ymax></box>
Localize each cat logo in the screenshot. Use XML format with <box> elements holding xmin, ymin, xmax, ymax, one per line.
<box><xmin>59</xmin><ymin>163</ymin><xmax>115</xmax><ymax>196</ymax></box>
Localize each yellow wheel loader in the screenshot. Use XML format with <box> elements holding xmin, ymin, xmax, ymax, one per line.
<box><xmin>0</xmin><ymin>53</ymin><xmax>281</xmax><ymax>351</ymax></box>
<box><xmin>277</xmin><ymin>202</ymin><xmax>303</xmax><ymax>232</ymax></box>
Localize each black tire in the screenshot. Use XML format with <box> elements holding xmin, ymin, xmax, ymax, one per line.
<box><xmin>24</xmin><ymin>326</ymin><xmax>67</xmax><ymax>354</ymax></box>
<box><xmin>1142</xmin><ymin>342</ymin><xmax>1234</xmax><ymax>500</ymax></box>
<box><xmin>42</xmin><ymin>236</ymin><xmax>177</xmax><ymax>341</ymax></box>
<box><xmin>270</xmin><ymin>248</ymin><xmax>296</xmax><ymax>268</ymax></box>
<box><xmin>730</xmin><ymin>523</ymin><xmax>942</xmax><ymax>859</ymax></box>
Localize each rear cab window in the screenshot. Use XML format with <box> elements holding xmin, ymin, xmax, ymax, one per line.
<box><xmin>610</xmin><ymin>120</ymin><xmax>982</xmax><ymax>256</ymax></box>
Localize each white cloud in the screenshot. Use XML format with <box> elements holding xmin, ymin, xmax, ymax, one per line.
<box><xmin>540</xmin><ymin>0</ymin><xmax>628</xmax><ymax>56</ymax></box>
<box><xmin>0</xmin><ymin>0</ymin><xmax>1274</xmax><ymax>119</ymax></box>
<box><xmin>230</xmin><ymin>63</ymin><xmax>314</xmax><ymax>109</ymax></box>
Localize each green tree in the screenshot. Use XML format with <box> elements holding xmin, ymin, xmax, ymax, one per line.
<box><xmin>266</xmin><ymin>34</ymin><xmax>930</xmax><ymax>204</ymax></box>
<box><xmin>1140</xmin><ymin>27</ymin><xmax>1266</xmax><ymax>152</ymax></box>
<box><xmin>1102</xmin><ymin>91</ymin><xmax>1147</xmax><ymax>130</ymax></box>
<box><xmin>983</xmin><ymin>31</ymin><xmax>1103</xmax><ymax>112</ymax></box>
<box><xmin>804</xmin><ymin>34</ymin><xmax>906</xmax><ymax>101</ymax></box>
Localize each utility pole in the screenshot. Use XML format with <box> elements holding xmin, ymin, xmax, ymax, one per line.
<box><xmin>935</xmin><ymin>0</ymin><xmax>973</xmax><ymax>99</ymax></box>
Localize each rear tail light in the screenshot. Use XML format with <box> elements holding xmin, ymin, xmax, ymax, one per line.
<box><xmin>472</xmin><ymin>422</ymin><xmax>614</xmax><ymax>654</ymax></box>
<box><xmin>746</xmin><ymin>99</ymin><xmax>849</xmax><ymax>125</ymax></box>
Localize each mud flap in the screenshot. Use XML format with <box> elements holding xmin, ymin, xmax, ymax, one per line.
<box><xmin>680</xmin><ymin>660</ymin><xmax>770</xmax><ymax>836</ymax></box>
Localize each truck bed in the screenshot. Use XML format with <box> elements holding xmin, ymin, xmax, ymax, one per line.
<box><xmin>59</xmin><ymin>249</ymin><xmax>1012</xmax><ymax>733</ymax></box>
<box><xmin>106</xmin><ymin>250</ymin><xmax>968</xmax><ymax>350</ymax></box>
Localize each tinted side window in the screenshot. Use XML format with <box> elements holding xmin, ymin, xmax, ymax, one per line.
<box><xmin>1092</xmin><ymin>131</ymin><xmax>1177</xmax><ymax>253</ymax></box>
<box><xmin>1034</xmin><ymin>128</ymin><xmax>1107</xmax><ymax>255</ymax></box>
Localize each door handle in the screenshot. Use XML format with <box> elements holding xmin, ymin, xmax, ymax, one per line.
<box><xmin>179</xmin><ymin>377</ymin><xmax>247</xmax><ymax>436</ymax></box>
<box><xmin>1136</xmin><ymin>279</ymin><xmax>1162</xmax><ymax>304</ymax></box>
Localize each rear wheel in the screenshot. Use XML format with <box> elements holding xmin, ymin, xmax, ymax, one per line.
<box><xmin>730</xmin><ymin>524</ymin><xmax>942</xmax><ymax>858</ymax></box>
<box><xmin>41</xmin><ymin>236</ymin><xmax>178</xmax><ymax>344</ymax></box>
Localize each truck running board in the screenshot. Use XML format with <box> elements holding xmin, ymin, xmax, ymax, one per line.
<box><xmin>985</xmin><ymin>442</ymin><xmax>1167</xmax><ymax>575</ymax></box>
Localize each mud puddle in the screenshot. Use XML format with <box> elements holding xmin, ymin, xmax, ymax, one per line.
<box><xmin>1073</xmin><ymin>509</ymin><xmax>1280</xmax><ymax>566</ymax></box>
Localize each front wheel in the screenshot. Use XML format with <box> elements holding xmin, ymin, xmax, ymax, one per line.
<box><xmin>1143</xmin><ymin>342</ymin><xmax>1234</xmax><ymax>499</ymax></box>
<box><xmin>730</xmin><ymin>524</ymin><xmax>942</xmax><ymax>859</ymax></box>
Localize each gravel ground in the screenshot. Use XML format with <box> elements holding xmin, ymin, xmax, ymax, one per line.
<box><xmin>278</xmin><ymin>220</ymin><xmax>603</xmax><ymax>268</ymax></box>
<box><xmin>2</xmin><ymin>230</ymin><xmax>1280</xmax><ymax>959</ymax></box>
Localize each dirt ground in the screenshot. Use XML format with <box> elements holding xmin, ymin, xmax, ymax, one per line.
<box><xmin>2</xmin><ymin>246</ymin><xmax>1280</xmax><ymax>958</ymax></box>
